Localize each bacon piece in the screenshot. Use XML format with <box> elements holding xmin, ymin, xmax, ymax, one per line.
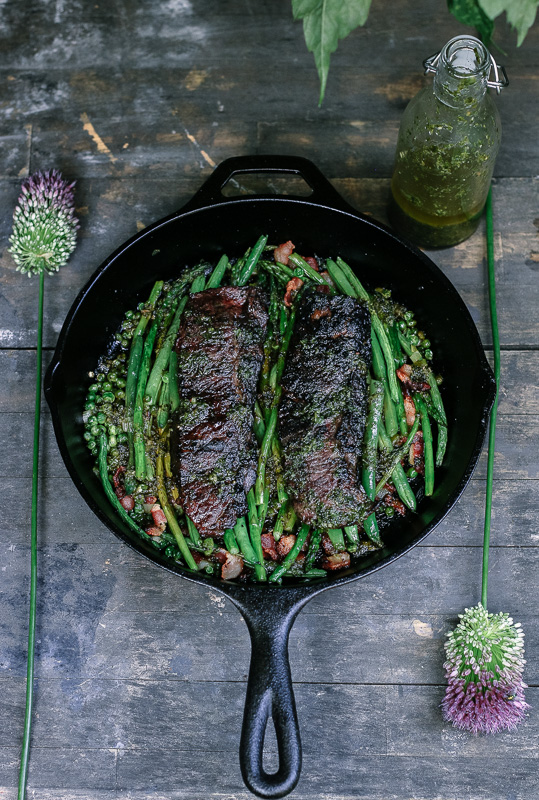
<box><xmin>304</xmin><ymin>256</ymin><xmax>319</xmax><ymax>271</ymax></box>
<box><xmin>284</xmin><ymin>277</ymin><xmax>303</xmax><ymax>307</ymax></box>
<box><xmin>409</xmin><ymin>430</ymin><xmax>425</xmax><ymax>474</ymax></box>
<box><xmin>261</xmin><ymin>533</ymin><xmax>279</xmax><ymax>561</ymax></box>
<box><xmin>274</xmin><ymin>240</ymin><xmax>295</xmax><ymax>265</ymax></box>
<box><xmin>150</xmin><ymin>504</ymin><xmax>167</xmax><ymax>531</ymax></box>
<box><xmin>276</xmin><ymin>534</ymin><xmax>296</xmax><ymax>558</ymax></box>
<box><xmin>145</xmin><ymin>526</ymin><xmax>163</xmax><ymax>537</ymax></box>
<box><xmin>213</xmin><ymin>548</ymin><xmax>244</xmax><ymax>580</ymax></box>
<box><xmin>321</xmin><ymin>552</ymin><xmax>351</xmax><ymax>571</ymax></box>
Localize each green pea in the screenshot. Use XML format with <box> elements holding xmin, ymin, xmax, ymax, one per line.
<box><xmin>86</xmin><ymin>415</ymin><xmax>97</xmax><ymax>427</ymax></box>
<box><xmin>115</xmin><ymin>390</ymin><xmax>126</xmax><ymax>401</ymax></box>
<box><xmin>407</xmin><ymin>319</ymin><xmax>417</xmax><ymax>328</ymax></box>
<box><xmin>88</xmin><ymin>383</ymin><xmax>99</xmax><ymax>393</ymax></box>
<box><xmin>109</xmin><ymin>436</ymin><xmax>117</xmax><ymax>448</ymax></box>
<box><xmin>116</xmin><ymin>377</ymin><xmax>126</xmax><ymax>388</ymax></box>
<box><xmin>85</xmin><ymin>401</ymin><xmax>96</xmax><ymax>412</ymax></box>
<box><xmin>385</xmin><ymin>506</ymin><xmax>395</xmax><ymax>518</ymax></box>
<box><xmin>404</xmin><ymin>311</ymin><xmax>414</xmax><ymax>322</ymax></box>
<box><xmin>90</xmin><ymin>425</ymin><xmax>100</xmax><ymax>437</ymax></box>
<box><xmin>407</xmin><ymin>468</ymin><xmax>418</xmax><ymax>479</ymax></box>
<box><xmin>425</xmin><ymin>349</ymin><xmax>433</xmax><ymax>360</ymax></box>
<box><xmin>102</xmin><ymin>391</ymin><xmax>115</xmax><ymax>402</ymax></box>
<box><xmin>398</xmin><ymin>320</ymin><xmax>407</xmax><ymax>331</ymax></box>
<box><xmin>410</xmin><ymin>335</ymin><xmax>420</xmax><ymax>346</ymax></box>
<box><xmin>96</xmin><ymin>412</ymin><xmax>107</xmax><ymax>424</ymax></box>
<box><xmin>83</xmin><ymin>431</ymin><xmax>93</xmax><ymax>441</ymax></box>
<box><xmin>422</xmin><ymin>339</ymin><xmax>431</xmax><ymax>349</ymax></box>
<box><xmin>96</xmin><ymin>373</ymin><xmax>105</xmax><ymax>382</ymax></box>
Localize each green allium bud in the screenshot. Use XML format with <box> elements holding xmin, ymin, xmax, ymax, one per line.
<box><xmin>9</xmin><ymin>169</ymin><xmax>79</xmax><ymax>277</ymax></box>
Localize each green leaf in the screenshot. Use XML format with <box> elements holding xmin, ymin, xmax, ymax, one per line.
<box><xmin>478</xmin><ymin>0</ymin><xmax>539</xmax><ymax>45</ymax></box>
<box><xmin>292</xmin><ymin>0</ymin><xmax>372</xmax><ymax>105</ymax></box>
<box><xmin>447</xmin><ymin>0</ymin><xmax>495</xmax><ymax>44</ymax></box>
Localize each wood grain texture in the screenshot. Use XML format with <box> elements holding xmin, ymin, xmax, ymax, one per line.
<box><xmin>1</xmin><ymin>0</ymin><xmax>538</xmax><ymax>797</ymax></box>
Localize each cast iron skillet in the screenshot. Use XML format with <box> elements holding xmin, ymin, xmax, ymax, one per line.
<box><xmin>45</xmin><ymin>155</ymin><xmax>495</xmax><ymax>798</ymax></box>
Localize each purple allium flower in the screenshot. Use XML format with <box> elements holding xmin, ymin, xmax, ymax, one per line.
<box><xmin>442</xmin><ymin>603</ymin><xmax>528</xmax><ymax>734</ymax></box>
<box><xmin>9</xmin><ymin>169</ymin><xmax>79</xmax><ymax>276</ymax></box>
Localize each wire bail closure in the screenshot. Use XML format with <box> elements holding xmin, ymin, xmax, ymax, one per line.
<box><xmin>423</xmin><ymin>48</ymin><xmax>509</xmax><ymax>94</ymax></box>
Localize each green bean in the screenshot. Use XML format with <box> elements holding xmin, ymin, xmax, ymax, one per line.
<box><xmin>414</xmin><ymin>394</ymin><xmax>434</xmax><ymax>496</ymax></box>
<box><xmin>254</xmin><ymin>301</ymin><xmax>298</xmax><ymax>503</ymax></box>
<box><xmin>303</xmin><ymin>568</ymin><xmax>327</xmax><ymax>578</ymax></box>
<box><xmin>428</xmin><ymin>371</ymin><xmax>447</xmax><ymax>425</ymax></box>
<box><xmin>325</xmin><ymin>257</ymin><xmax>357</xmax><ymax>297</ymax></box>
<box><xmin>269</xmin><ymin>523</ymin><xmax>310</xmax><ymax>583</ymax></box>
<box><xmin>186</xmin><ymin>515</ymin><xmax>201</xmax><ymax>547</ymax></box>
<box><xmin>144</xmin><ymin>295</ymin><xmax>188</xmax><ymax>407</ymax></box>
<box><xmin>156</xmin><ymin>454</ymin><xmax>198</xmax><ymax>570</ymax></box>
<box><xmin>283</xmin><ymin>503</ymin><xmax>298</xmax><ymax>532</ymax></box>
<box><xmin>335</xmin><ymin>257</ymin><xmax>400</xmax><ymax>405</ymax></box>
<box><xmin>224</xmin><ymin>527</ymin><xmax>240</xmax><ymax>555</ymax></box>
<box><xmin>190</xmin><ymin>273</ymin><xmax>206</xmax><ymax>293</ymax></box>
<box><xmin>378</xmin><ymin>420</ymin><xmax>416</xmax><ymax>511</ymax></box>
<box><xmin>205</xmin><ymin>254</ymin><xmax>229</xmax><ymax>289</ymax></box>
<box><xmin>98</xmin><ymin>433</ymin><xmax>147</xmax><ymax>538</ymax></box>
<box><xmin>304</xmin><ymin>528</ymin><xmax>322</xmax><ymax>572</ymax></box>
<box><xmin>168</xmin><ymin>351</ymin><xmax>180</xmax><ymax>413</ymax></box>
<box><xmin>363</xmin><ymin>512</ymin><xmax>381</xmax><ymax>546</ymax></box>
<box><xmin>134</xmin><ymin>324</ymin><xmax>157</xmax><ymax>479</ymax></box>
<box><xmin>287</xmin><ymin>252</ymin><xmax>331</xmax><ymax>287</ymax></box>
<box><xmin>327</xmin><ymin>528</ymin><xmax>346</xmax><ymax>551</ymax></box>
<box><xmin>272</xmin><ymin>500</ymin><xmax>288</xmax><ymax>541</ymax></box>
<box><xmin>233</xmin><ymin>516</ymin><xmax>259</xmax><ymax>566</ymax></box>
<box><xmin>375</xmin><ymin>416</ymin><xmax>420</xmax><ymax>496</ymax></box>
<box><xmin>247</xmin><ymin>487</ymin><xmax>267</xmax><ymax>582</ymax></box>
<box><xmin>344</xmin><ymin>525</ymin><xmax>360</xmax><ymax>550</ymax></box>
<box><xmin>236</xmin><ymin>235</ymin><xmax>268</xmax><ymax>286</ymax></box>
<box><xmin>436</xmin><ymin>423</ymin><xmax>448</xmax><ymax>468</ymax></box>
<box><xmin>156</xmin><ymin>376</ymin><xmax>170</xmax><ymax>431</ymax></box>
<box><xmin>362</xmin><ymin>379</ymin><xmax>384</xmax><ymax>500</ymax></box>
<box><xmin>259</xmin><ymin>258</ymin><xmax>295</xmax><ymax>284</ymax></box>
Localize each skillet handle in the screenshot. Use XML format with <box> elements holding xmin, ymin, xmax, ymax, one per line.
<box><xmin>227</xmin><ymin>587</ymin><xmax>311</xmax><ymax>798</ymax></box>
<box><xmin>180</xmin><ymin>154</ymin><xmax>355</xmax><ymax>214</ymax></box>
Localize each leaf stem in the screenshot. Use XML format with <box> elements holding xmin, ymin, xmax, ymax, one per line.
<box><xmin>482</xmin><ymin>188</ymin><xmax>499</xmax><ymax>610</ymax></box>
<box><xmin>18</xmin><ymin>270</ymin><xmax>44</xmax><ymax>800</ymax></box>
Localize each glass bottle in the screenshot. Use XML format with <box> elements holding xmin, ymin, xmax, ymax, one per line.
<box><xmin>389</xmin><ymin>35</ymin><xmax>507</xmax><ymax>248</ymax></box>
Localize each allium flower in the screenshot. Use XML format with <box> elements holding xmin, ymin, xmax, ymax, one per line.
<box><xmin>442</xmin><ymin>603</ymin><xmax>528</xmax><ymax>734</ymax></box>
<box><xmin>9</xmin><ymin>169</ymin><xmax>79</xmax><ymax>276</ymax></box>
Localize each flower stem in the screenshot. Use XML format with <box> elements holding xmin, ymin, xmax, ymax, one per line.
<box><xmin>482</xmin><ymin>188</ymin><xmax>500</xmax><ymax>610</ymax></box>
<box><xmin>18</xmin><ymin>271</ymin><xmax>44</xmax><ymax>798</ymax></box>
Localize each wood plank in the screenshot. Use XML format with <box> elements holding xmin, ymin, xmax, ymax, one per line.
<box><xmin>3</xmin><ymin>475</ymin><xmax>539</xmax><ymax>548</ymax></box>
<box><xmin>2</xmin><ymin>410</ymin><xmax>537</xmax><ymax>481</ymax></box>
<box><xmin>2</xmin><ymin>349</ymin><xmax>539</xmax><ymax>415</ymax></box>
<box><xmin>1</xmin><ymin>177</ymin><xmax>538</xmax><ymax>348</ymax></box>
<box><xmin>2</xmin><ymin>678</ymin><xmax>536</xmax><ymax>759</ymax></box>
<box><xmin>0</xmin><ymin>746</ymin><xmax>116</xmax><ymax>791</ymax></box>
<box><xmin>2</xmin><ymin>541</ymin><xmax>537</xmax><ymax>623</ymax></box>
<box><xmin>3</xmin><ymin>609</ymin><xmax>537</xmax><ymax>687</ymax></box>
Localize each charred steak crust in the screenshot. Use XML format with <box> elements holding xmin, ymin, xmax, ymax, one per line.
<box><xmin>279</xmin><ymin>291</ymin><xmax>371</xmax><ymax>528</ymax></box>
<box><xmin>170</xmin><ymin>286</ymin><xmax>268</xmax><ymax>537</ymax></box>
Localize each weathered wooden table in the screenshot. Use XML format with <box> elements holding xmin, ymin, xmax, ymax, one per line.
<box><xmin>1</xmin><ymin>1</ymin><xmax>538</xmax><ymax>798</ymax></box>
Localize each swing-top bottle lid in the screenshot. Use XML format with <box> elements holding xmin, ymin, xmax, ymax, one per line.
<box><xmin>423</xmin><ymin>35</ymin><xmax>508</xmax><ymax>94</ymax></box>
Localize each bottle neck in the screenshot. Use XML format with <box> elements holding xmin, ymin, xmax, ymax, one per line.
<box><xmin>433</xmin><ymin>36</ymin><xmax>490</xmax><ymax>109</ymax></box>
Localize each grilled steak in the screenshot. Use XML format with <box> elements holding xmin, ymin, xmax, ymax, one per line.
<box><xmin>279</xmin><ymin>291</ymin><xmax>371</xmax><ymax>528</ymax></box>
<box><xmin>170</xmin><ymin>286</ymin><xmax>268</xmax><ymax>537</ymax></box>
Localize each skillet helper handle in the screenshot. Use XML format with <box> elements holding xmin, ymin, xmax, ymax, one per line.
<box><xmin>180</xmin><ymin>154</ymin><xmax>354</xmax><ymax>214</ymax></box>
<box><xmin>235</xmin><ymin>591</ymin><xmax>307</xmax><ymax>798</ymax></box>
